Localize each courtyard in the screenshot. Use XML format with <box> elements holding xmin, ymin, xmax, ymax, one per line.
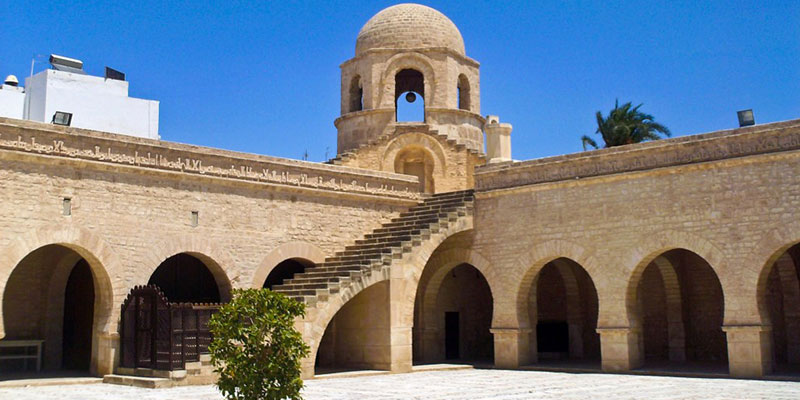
<box><xmin>2</xmin><ymin>369</ymin><xmax>800</xmax><ymax>399</ymax></box>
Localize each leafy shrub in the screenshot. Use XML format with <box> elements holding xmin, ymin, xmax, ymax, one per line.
<box><xmin>209</xmin><ymin>288</ymin><xmax>310</xmax><ymax>400</ymax></box>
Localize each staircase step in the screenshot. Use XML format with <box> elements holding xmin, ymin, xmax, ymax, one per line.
<box><xmin>281</xmin><ymin>190</ymin><xmax>474</xmax><ymax>307</ymax></box>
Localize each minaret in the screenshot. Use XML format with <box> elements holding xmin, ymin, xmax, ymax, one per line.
<box><xmin>333</xmin><ymin>4</ymin><xmax>488</xmax><ymax>193</ymax></box>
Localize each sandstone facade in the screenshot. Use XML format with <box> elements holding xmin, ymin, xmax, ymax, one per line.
<box><xmin>0</xmin><ymin>3</ymin><xmax>798</xmax><ymax>384</ymax></box>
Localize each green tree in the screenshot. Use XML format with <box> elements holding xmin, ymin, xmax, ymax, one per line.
<box><xmin>209</xmin><ymin>289</ymin><xmax>310</xmax><ymax>400</ymax></box>
<box><xmin>581</xmin><ymin>100</ymin><xmax>671</xmax><ymax>150</ymax></box>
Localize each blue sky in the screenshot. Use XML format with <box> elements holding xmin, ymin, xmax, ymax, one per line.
<box><xmin>3</xmin><ymin>1</ymin><xmax>798</xmax><ymax>161</ymax></box>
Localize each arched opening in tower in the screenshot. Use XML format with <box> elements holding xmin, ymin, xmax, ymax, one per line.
<box><xmin>2</xmin><ymin>245</ymin><xmax>101</xmax><ymax>375</ymax></box>
<box><xmin>262</xmin><ymin>258</ymin><xmax>315</xmax><ymax>290</ymax></box>
<box><xmin>395</xmin><ymin>69</ymin><xmax>424</xmax><ymax>122</ymax></box>
<box><xmin>349</xmin><ymin>75</ymin><xmax>363</xmax><ymax>112</ymax></box>
<box><xmin>148</xmin><ymin>253</ymin><xmax>221</xmax><ymax>303</ymax></box>
<box><xmin>457</xmin><ymin>74</ymin><xmax>470</xmax><ymax>111</ymax></box>
<box><xmin>394</xmin><ymin>146</ymin><xmax>434</xmax><ymax>193</ymax></box>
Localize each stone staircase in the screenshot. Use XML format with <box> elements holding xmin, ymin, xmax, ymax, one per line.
<box><xmin>104</xmin><ymin>190</ymin><xmax>474</xmax><ymax>388</ymax></box>
<box><xmin>104</xmin><ymin>354</ymin><xmax>217</xmax><ymax>388</ymax></box>
<box><xmin>272</xmin><ymin>189</ymin><xmax>475</xmax><ymax>306</ymax></box>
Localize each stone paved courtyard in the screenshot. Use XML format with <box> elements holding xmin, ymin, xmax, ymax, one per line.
<box><xmin>1</xmin><ymin>369</ymin><xmax>800</xmax><ymax>399</ymax></box>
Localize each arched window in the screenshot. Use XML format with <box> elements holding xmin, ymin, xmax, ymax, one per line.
<box><xmin>349</xmin><ymin>76</ymin><xmax>363</xmax><ymax>112</ymax></box>
<box><xmin>457</xmin><ymin>74</ymin><xmax>470</xmax><ymax>111</ymax></box>
<box><xmin>395</xmin><ymin>69</ymin><xmax>424</xmax><ymax>122</ymax></box>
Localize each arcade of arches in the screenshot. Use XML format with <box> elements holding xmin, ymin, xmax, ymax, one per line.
<box><xmin>2</xmin><ymin>2</ymin><xmax>800</xmax><ymax>384</ymax></box>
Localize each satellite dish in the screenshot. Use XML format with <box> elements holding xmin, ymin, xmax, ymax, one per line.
<box><xmin>405</xmin><ymin>92</ymin><xmax>417</xmax><ymax>103</ymax></box>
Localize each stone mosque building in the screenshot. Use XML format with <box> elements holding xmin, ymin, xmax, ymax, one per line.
<box><xmin>1</xmin><ymin>3</ymin><xmax>799</xmax><ymax>385</ymax></box>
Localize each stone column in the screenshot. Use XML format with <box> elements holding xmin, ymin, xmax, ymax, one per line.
<box><xmin>484</xmin><ymin>116</ymin><xmax>512</xmax><ymax>164</ymax></box>
<box><xmin>723</xmin><ymin>325</ymin><xmax>772</xmax><ymax>378</ymax></box>
<box><xmin>94</xmin><ymin>331</ymin><xmax>119</xmax><ymax>376</ymax></box>
<box><xmin>597</xmin><ymin>327</ymin><xmax>643</xmax><ymax>372</ymax></box>
<box><xmin>389</xmin><ymin>278</ymin><xmax>413</xmax><ymax>373</ymax></box>
<box><xmin>389</xmin><ymin>325</ymin><xmax>413</xmax><ymax>373</ymax></box>
<box><xmin>491</xmin><ymin>327</ymin><xmax>531</xmax><ymax>368</ymax></box>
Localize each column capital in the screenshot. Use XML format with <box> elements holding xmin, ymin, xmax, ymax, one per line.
<box><xmin>723</xmin><ymin>324</ymin><xmax>773</xmax><ymax>378</ymax></box>
<box><xmin>490</xmin><ymin>327</ymin><xmax>532</xmax><ymax>335</ymax></box>
<box><xmin>722</xmin><ymin>324</ymin><xmax>772</xmax><ymax>333</ymax></box>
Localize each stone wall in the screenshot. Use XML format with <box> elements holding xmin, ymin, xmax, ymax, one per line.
<box><xmin>469</xmin><ymin>119</ymin><xmax>800</xmax><ymax>377</ymax></box>
<box><xmin>0</xmin><ymin>118</ymin><xmax>422</xmax><ymax>375</ymax></box>
<box><xmin>336</xmin><ymin>124</ymin><xmax>484</xmax><ymax>193</ymax></box>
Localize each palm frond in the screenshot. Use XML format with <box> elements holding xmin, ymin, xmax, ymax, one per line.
<box><xmin>581</xmin><ymin>135</ymin><xmax>598</xmax><ymax>151</ymax></box>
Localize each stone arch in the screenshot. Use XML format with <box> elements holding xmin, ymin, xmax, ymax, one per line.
<box><xmin>378</xmin><ymin>52</ymin><xmax>436</xmax><ymax>109</ymax></box>
<box><xmin>251</xmin><ymin>242</ymin><xmax>326</xmax><ymax>289</ymax></box>
<box><xmin>137</xmin><ymin>236</ymin><xmax>236</xmax><ymax>302</ymax></box>
<box><xmin>510</xmin><ymin>242</ymin><xmax>602</xmax><ymax>365</ymax></box>
<box><xmin>413</xmin><ymin>248</ymin><xmax>497</xmax><ymax>328</ymax></box>
<box><xmin>381</xmin><ymin>132</ymin><xmax>447</xmax><ymax>194</ymax></box>
<box><xmin>622</xmin><ymin>230</ymin><xmax>727</xmax><ymax>328</ymax></box>
<box><xmin>749</xmin><ymin>222</ymin><xmax>800</xmax><ymax>323</ymax></box>
<box><xmin>302</xmin><ymin>215</ymin><xmax>474</xmax><ymax>374</ymax></box>
<box><xmin>0</xmin><ymin>225</ymin><xmax>121</xmax><ymax>375</ymax></box>
<box><xmin>625</xmin><ymin>234</ymin><xmax>729</xmax><ymax>369</ymax></box>
<box><xmin>411</xmin><ymin>246</ymin><xmax>497</xmax><ymax>362</ymax></box>
<box><xmin>511</xmin><ymin>240</ymin><xmax>604</xmax><ymax>330</ymax></box>
<box><xmin>749</xmin><ymin>222</ymin><xmax>800</xmax><ymax>369</ymax></box>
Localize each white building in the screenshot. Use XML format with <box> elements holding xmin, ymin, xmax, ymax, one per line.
<box><xmin>0</xmin><ymin>55</ymin><xmax>160</xmax><ymax>140</ymax></box>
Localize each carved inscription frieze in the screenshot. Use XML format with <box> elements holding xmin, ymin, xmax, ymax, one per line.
<box><xmin>0</xmin><ymin>129</ymin><xmax>421</xmax><ymax>200</ymax></box>
<box><xmin>477</xmin><ymin>127</ymin><xmax>800</xmax><ymax>191</ymax></box>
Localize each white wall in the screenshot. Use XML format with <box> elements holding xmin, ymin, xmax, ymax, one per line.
<box><xmin>0</xmin><ymin>85</ymin><xmax>25</xmax><ymax>120</ymax></box>
<box><xmin>24</xmin><ymin>69</ymin><xmax>159</xmax><ymax>139</ymax></box>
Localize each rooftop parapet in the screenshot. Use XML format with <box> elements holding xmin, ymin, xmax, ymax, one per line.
<box><xmin>475</xmin><ymin>119</ymin><xmax>800</xmax><ymax>192</ymax></box>
<box><xmin>0</xmin><ymin>117</ymin><xmax>422</xmax><ymax>201</ymax></box>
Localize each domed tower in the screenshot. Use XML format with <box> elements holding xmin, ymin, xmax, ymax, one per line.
<box><xmin>333</xmin><ymin>4</ymin><xmax>493</xmax><ymax>194</ymax></box>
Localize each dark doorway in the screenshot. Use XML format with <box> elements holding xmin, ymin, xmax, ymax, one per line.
<box><xmin>445</xmin><ymin>311</ymin><xmax>460</xmax><ymax>360</ymax></box>
<box><xmin>263</xmin><ymin>259</ymin><xmax>313</xmax><ymax>289</ymax></box>
<box><xmin>537</xmin><ymin>321</ymin><xmax>569</xmax><ymax>353</ymax></box>
<box><xmin>148</xmin><ymin>254</ymin><xmax>220</xmax><ymax>303</ymax></box>
<box><xmin>62</xmin><ymin>260</ymin><xmax>94</xmax><ymax>371</ymax></box>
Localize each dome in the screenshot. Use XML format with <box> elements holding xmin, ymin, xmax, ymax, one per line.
<box><xmin>356</xmin><ymin>4</ymin><xmax>465</xmax><ymax>56</ymax></box>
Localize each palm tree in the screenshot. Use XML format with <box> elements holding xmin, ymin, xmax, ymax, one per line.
<box><xmin>581</xmin><ymin>100</ymin><xmax>671</xmax><ymax>150</ymax></box>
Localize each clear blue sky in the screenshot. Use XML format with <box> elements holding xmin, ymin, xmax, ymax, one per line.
<box><xmin>3</xmin><ymin>1</ymin><xmax>798</xmax><ymax>161</ymax></box>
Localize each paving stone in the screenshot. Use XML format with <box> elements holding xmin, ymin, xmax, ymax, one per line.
<box><xmin>1</xmin><ymin>370</ymin><xmax>799</xmax><ymax>400</ymax></box>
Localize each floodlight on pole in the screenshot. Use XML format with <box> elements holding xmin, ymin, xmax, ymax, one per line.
<box><xmin>737</xmin><ymin>109</ymin><xmax>755</xmax><ymax>127</ymax></box>
<box><xmin>52</xmin><ymin>111</ymin><xmax>73</xmax><ymax>126</ymax></box>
